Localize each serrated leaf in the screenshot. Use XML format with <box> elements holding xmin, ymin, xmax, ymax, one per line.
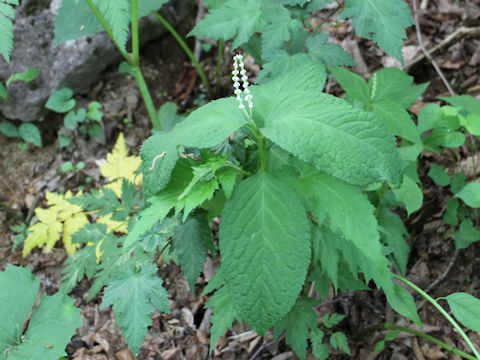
<box><xmin>274</xmin><ymin>297</ymin><xmax>318</xmax><ymax>360</ymax></box>
<box><xmin>322</xmin><ymin>313</ymin><xmax>346</xmax><ymax>328</ymax></box>
<box><xmin>306</xmin><ymin>33</ymin><xmax>356</xmax><ymax>67</ymax></box>
<box><xmin>341</xmin><ymin>0</ymin><xmax>414</xmax><ymax>61</ymax></box>
<box><xmin>311</xmin><ymin>226</ymin><xmax>340</xmax><ymax>289</ymax></box>
<box><xmin>258</xmin><ymin>63</ymin><xmax>401</xmax><ymax>186</ymax></box>
<box><xmin>0</xmin><ymin>120</ymin><xmax>18</xmax><ymax>138</ymax></box>
<box><xmin>6</xmin><ymin>67</ymin><xmax>39</xmax><ymax>87</ymax></box>
<box><xmin>173</xmin><ymin>218</ymin><xmax>208</xmax><ymax>291</ymax></box>
<box><xmin>0</xmin><ymin>265</ymin><xmax>81</xmax><ymax>360</ymax></box>
<box><xmin>19</xmin><ymin>123</ymin><xmax>42</xmax><ymax>147</ymax></box>
<box><xmin>330</xmin><ymin>332</ymin><xmax>351</xmax><ymax>355</ymax></box>
<box><xmin>0</xmin><ymin>0</ymin><xmax>18</xmax><ymax>63</ymax></box>
<box><xmin>138</xmin><ymin>217</ymin><xmax>177</xmax><ymax>252</ymax></box>
<box><xmin>385</xmin><ymin>283</ymin><xmax>422</xmax><ymax>327</ymax></box>
<box><xmin>95</xmin><ymin>0</ymin><xmax>129</xmax><ymax>50</ymax></box>
<box><xmin>53</xmin><ymin>0</ymin><xmax>169</xmax><ymax>46</ymax></box>
<box><xmin>445</xmin><ymin>292</ymin><xmax>480</xmax><ymax>331</ymax></box>
<box><xmin>219</xmin><ymin>171</ymin><xmax>311</xmax><ymax>334</ymax></box>
<box><xmin>329</xmin><ymin>66</ymin><xmax>370</xmax><ymax>108</ymax></box>
<box><xmin>217</xmin><ymin>168</ymin><xmax>237</xmax><ymax>199</ymax></box>
<box><xmin>141</xmin><ymin>97</ymin><xmax>246</xmax><ymax>197</ymax></box>
<box><xmin>45</xmin><ymin>87</ymin><xmax>75</xmax><ymax>113</ymax></box>
<box><xmin>100</xmin><ymin>133</ymin><xmax>142</xmax><ymax>197</ymax></box>
<box><xmin>378</xmin><ymin>208</ymin><xmax>409</xmax><ymax>275</ymax></box>
<box><xmin>101</xmin><ymin>263</ymin><xmax>170</xmax><ymax>354</ymax></box>
<box><xmin>370</xmin><ymin>68</ymin><xmax>428</xmax><ymax>109</ymax></box>
<box><xmin>60</xmin><ymin>245</ymin><xmax>97</xmax><ymax>294</ymax></box>
<box><xmin>206</xmin><ymin>280</ymin><xmax>238</xmax><ymax>353</ymax></box>
<box><xmin>188</xmin><ymin>0</ymin><xmax>263</xmax><ymax>48</ymax></box>
<box><xmin>456</xmin><ymin>182</ymin><xmax>480</xmax><ymax>208</ymax></box>
<box><xmin>455</xmin><ymin>219</ymin><xmax>480</xmax><ymax>249</ymax></box>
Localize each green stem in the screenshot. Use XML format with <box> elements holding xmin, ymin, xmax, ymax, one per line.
<box><xmin>216</xmin><ymin>39</ymin><xmax>224</xmax><ymax>90</ymax></box>
<box><xmin>257</xmin><ymin>132</ymin><xmax>267</xmax><ymax>171</ymax></box>
<box><xmin>84</xmin><ymin>0</ymin><xmax>133</xmax><ymax>65</ymax></box>
<box><xmin>131</xmin><ymin>66</ymin><xmax>160</xmax><ymax>130</ymax></box>
<box><xmin>363</xmin><ymin>323</ymin><xmax>477</xmax><ymax>360</ymax></box>
<box><xmin>374</xmin><ymin>182</ymin><xmax>388</xmax><ymax>218</ymax></box>
<box><xmin>131</xmin><ymin>0</ymin><xmax>140</xmax><ymax>66</ymax></box>
<box><xmin>151</xmin><ymin>10</ymin><xmax>211</xmax><ymax>94</ymax></box>
<box><xmin>393</xmin><ymin>274</ymin><xmax>480</xmax><ymax>359</ymax></box>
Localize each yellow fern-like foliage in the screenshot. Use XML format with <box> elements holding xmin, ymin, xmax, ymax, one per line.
<box><xmin>23</xmin><ymin>133</ymin><xmax>141</xmax><ymax>260</ymax></box>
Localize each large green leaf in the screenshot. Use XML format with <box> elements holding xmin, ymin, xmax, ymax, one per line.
<box><xmin>0</xmin><ymin>265</ymin><xmax>81</xmax><ymax>360</ymax></box>
<box><xmin>329</xmin><ymin>66</ymin><xmax>370</xmax><ymax>108</ymax></box>
<box><xmin>305</xmin><ymin>33</ymin><xmax>356</xmax><ymax>67</ymax></box>
<box><xmin>341</xmin><ymin>0</ymin><xmax>414</xmax><ymax>61</ymax></box>
<box><xmin>101</xmin><ymin>263</ymin><xmax>170</xmax><ymax>354</ymax></box>
<box><xmin>440</xmin><ymin>95</ymin><xmax>480</xmax><ymax>115</ymax></box>
<box><xmin>456</xmin><ymin>182</ymin><xmax>480</xmax><ymax>208</ymax></box>
<box><xmin>273</xmin><ymin>297</ymin><xmax>318</xmax><ymax>360</ymax></box>
<box><xmin>0</xmin><ymin>0</ymin><xmax>18</xmax><ymax>63</ymax></box>
<box><xmin>188</xmin><ymin>0</ymin><xmax>264</xmax><ymax>48</ymax></box>
<box><xmin>258</xmin><ymin>65</ymin><xmax>401</xmax><ymax>186</ymax></box>
<box><xmin>141</xmin><ymin>97</ymin><xmax>247</xmax><ymax>197</ymax></box>
<box><xmin>54</xmin><ymin>0</ymin><xmax>169</xmax><ymax>47</ymax></box>
<box><xmin>446</xmin><ymin>292</ymin><xmax>480</xmax><ymax>331</ymax></box>
<box><xmin>173</xmin><ymin>218</ymin><xmax>209</xmax><ymax>291</ymax></box>
<box><xmin>219</xmin><ymin>171</ymin><xmax>311</xmax><ymax>334</ymax></box>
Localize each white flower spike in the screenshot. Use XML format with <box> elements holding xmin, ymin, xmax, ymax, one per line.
<box><xmin>232</xmin><ymin>53</ymin><xmax>253</xmax><ymax>117</ymax></box>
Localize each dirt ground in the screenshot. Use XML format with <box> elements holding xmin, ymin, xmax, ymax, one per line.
<box><xmin>1</xmin><ymin>1</ymin><xmax>480</xmax><ymax>359</ymax></box>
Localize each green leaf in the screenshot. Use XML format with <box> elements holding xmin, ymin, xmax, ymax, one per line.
<box><xmin>157</xmin><ymin>102</ymin><xmax>185</xmax><ymax>132</ymax></box>
<box><xmin>173</xmin><ymin>218</ymin><xmax>208</xmax><ymax>291</ymax></box>
<box><xmin>322</xmin><ymin>313</ymin><xmax>346</xmax><ymax>328</ymax></box>
<box><xmin>0</xmin><ymin>0</ymin><xmax>18</xmax><ymax>63</ymax></box>
<box><xmin>445</xmin><ymin>292</ymin><xmax>480</xmax><ymax>331</ymax></box>
<box><xmin>392</xmin><ymin>174</ymin><xmax>423</xmax><ymax>216</ymax></box>
<box><xmin>53</xmin><ymin>0</ymin><xmax>169</xmax><ymax>47</ymax></box>
<box><xmin>463</xmin><ymin>113</ymin><xmax>480</xmax><ymax>136</ymax></box>
<box><xmin>428</xmin><ymin>164</ymin><xmax>450</xmax><ymax>186</ymax></box>
<box><xmin>64</xmin><ymin>109</ymin><xmax>86</xmax><ymax>130</ymax></box>
<box><xmin>19</xmin><ymin>123</ymin><xmax>42</xmax><ymax>147</ymax></box>
<box><xmin>0</xmin><ymin>120</ymin><xmax>18</xmax><ymax>138</ymax></box>
<box><xmin>141</xmin><ymin>97</ymin><xmax>246</xmax><ymax>197</ymax></box>
<box><xmin>6</xmin><ymin>67</ymin><xmax>39</xmax><ymax>87</ymax></box>
<box><xmin>378</xmin><ymin>208</ymin><xmax>409</xmax><ymax>275</ymax></box>
<box><xmin>86</xmin><ymin>101</ymin><xmax>103</xmax><ymax>122</ymax></box>
<box><xmin>444</xmin><ymin>198</ymin><xmax>459</xmax><ymax>226</ymax></box>
<box><xmin>206</xmin><ymin>278</ymin><xmax>238</xmax><ymax>353</ymax></box>
<box><xmin>329</xmin><ymin>66</ymin><xmax>370</xmax><ymax>108</ymax></box>
<box><xmin>101</xmin><ymin>263</ymin><xmax>170</xmax><ymax>354</ymax></box>
<box><xmin>260</xmin><ymin>3</ymin><xmax>303</xmax><ymax>57</ymax></box>
<box><xmin>274</xmin><ymin>297</ymin><xmax>318</xmax><ymax>360</ymax></box>
<box><xmin>451</xmin><ymin>173</ymin><xmax>466</xmax><ymax>194</ymax></box>
<box><xmin>219</xmin><ymin>172</ymin><xmax>311</xmax><ymax>334</ymax></box>
<box><xmin>456</xmin><ymin>182</ymin><xmax>480</xmax><ymax>208</ymax></box>
<box><xmin>188</xmin><ymin>0</ymin><xmax>263</xmax><ymax>48</ymax></box>
<box><xmin>45</xmin><ymin>87</ymin><xmax>75</xmax><ymax>113</ymax></box>
<box><xmin>311</xmin><ymin>226</ymin><xmax>340</xmax><ymax>289</ymax></box>
<box><xmin>70</xmin><ymin>187</ymin><xmax>127</xmax><ymax>220</ymax></box>
<box><xmin>372</xmin><ymin>99</ymin><xmax>421</xmax><ymax>144</ymax></box>
<box><xmin>341</xmin><ymin>0</ymin><xmax>414</xmax><ymax>61</ymax></box>
<box><xmin>258</xmin><ymin>65</ymin><xmax>401</xmax><ymax>186</ymax></box>
<box><xmin>71</xmin><ymin>223</ymin><xmax>108</xmax><ymax>244</ymax></box>
<box><xmin>87</xmin><ymin>124</ymin><xmax>102</xmax><ymax>138</ymax></box>
<box><xmin>385</xmin><ymin>283</ymin><xmax>422</xmax><ymax>327</ymax></box>
<box><xmin>455</xmin><ymin>219</ymin><xmax>480</xmax><ymax>249</ymax></box>
<box><xmin>418</xmin><ymin>104</ymin><xmax>442</xmax><ymax>133</ymax></box>
<box><xmin>306</xmin><ymin>33</ymin><xmax>356</xmax><ymax>67</ymax></box>
<box><xmin>0</xmin><ymin>82</ymin><xmax>7</xmax><ymax>99</ymax></box>
<box><xmin>59</xmin><ymin>134</ymin><xmax>72</xmax><ymax>147</ymax></box>
<box><xmin>311</xmin><ymin>328</ymin><xmax>329</xmax><ymax>359</ymax></box>
<box><xmin>60</xmin><ymin>245</ymin><xmax>97</xmax><ymax>294</ymax></box>
<box><xmin>138</xmin><ymin>217</ymin><xmax>177</xmax><ymax>252</ymax></box>
<box><xmin>217</xmin><ymin>168</ymin><xmax>237</xmax><ymax>199</ymax></box>
<box><xmin>0</xmin><ymin>265</ymin><xmax>81</xmax><ymax>360</ymax></box>
<box><xmin>330</xmin><ymin>332</ymin><xmax>351</xmax><ymax>355</ymax></box>
<box><xmin>374</xmin><ymin>331</ymin><xmax>400</xmax><ymax>354</ymax></box>
<box><xmin>440</xmin><ymin>95</ymin><xmax>480</xmax><ymax>116</ymax></box>
<box><xmin>370</xmin><ymin>68</ymin><xmax>428</xmax><ymax>109</ymax></box>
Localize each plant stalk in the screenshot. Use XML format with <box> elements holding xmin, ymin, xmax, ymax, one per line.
<box><xmin>151</xmin><ymin>10</ymin><xmax>211</xmax><ymax>94</ymax></box>
<box><xmin>393</xmin><ymin>274</ymin><xmax>480</xmax><ymax>359</ymax></box>
<box><xmin>131</xmin><ymin>0</ymin><xmax>140</xmax><ymax>66</ymax></box>
<box><xmin>131</xmin><ymin>66</ymin><xmax>161</xmax><ymax>130</ymax></box>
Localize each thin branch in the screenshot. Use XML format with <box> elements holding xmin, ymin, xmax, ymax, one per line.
<box><xmin>411</xmin><ymin>0</ymin><xmax>455</xmax><ymax>96</ymax></box>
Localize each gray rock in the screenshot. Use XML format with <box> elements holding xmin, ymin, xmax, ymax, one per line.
<box><xmin>0</xmin><ymin>0</ymin><xmax>193</xmax><ymax>122</ymax></box>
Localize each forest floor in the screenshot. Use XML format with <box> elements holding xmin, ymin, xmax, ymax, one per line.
<box><xmin>1</xmin><ymin>1</ymin><xmax>480</xmax><ymax>359</ymax></box>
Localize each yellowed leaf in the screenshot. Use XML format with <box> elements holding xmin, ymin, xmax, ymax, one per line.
<box><xmin>63</xmin><ymin>213</ymin><xmax>89</xmax><ymax>256</ymax></box>
<box><xmin>97</xmin><ymin>214</ymin><xmax>128</xmax><ymax>234</ymax></box>
<box><xmin>100</xmin><ymin>133</ymin><xmax>142</xmax><ymax>197</ymax></box>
